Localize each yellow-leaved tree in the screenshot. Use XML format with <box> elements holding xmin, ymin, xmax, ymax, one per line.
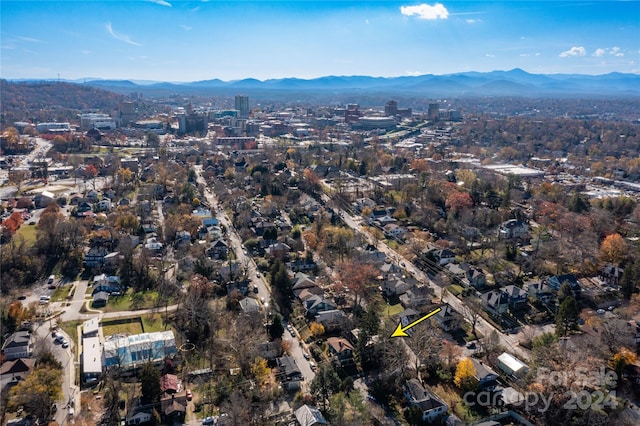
<box><xmin>600</xmin><ymin>233</ymin><xmax>628</xmax><ymax>265</ymax></box>
<box><xmin>309</xmin><ymin>322</ymin><xmax>325</xmax><ymax>338</ymax></box>
<box><xmin>454</xmin><ymin>357</ymin><xmax>477</xmax><ymax>390</ymax></box>
<box><xmin>250</xmin><ymin>357</ymin><xmax>271</xmax><ymax>386</ymax></box>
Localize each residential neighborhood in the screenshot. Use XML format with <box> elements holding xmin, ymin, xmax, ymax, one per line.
<box><xmin>1</xmin><ymin>83</ymin><xmax>640</xmax><ymax>426</ymax></box>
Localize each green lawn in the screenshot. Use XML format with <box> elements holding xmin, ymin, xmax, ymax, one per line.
<box><xmin>58</xmin><ymin>319</ymin><xmax>82</xmax><ymax>347</ymax></box>
<box><xmin>142</xmin><ymin>313</ymin><xmax>172</xmax><ymax>333</ymax></box>
<box><xmin>51</xmin><ymin>285</ymin><xmax>72</xmax><ymax>302</ymax></box>
<box><xmin>102</xmin><ymin>290</ymin><xmax>162</xmax><ymax>312</ymax></box>
<box><xmin>381</xmin><ymin>303</ymin><xmax>404</xmax><ymax>318</ymax></box>
<box><xmin>102</xmin><ymin>318</ymin><xmax>144</xmax><ymax>336</ymax></box>
<box><xmin>13</xmin><ymin>224</ymin><xmax>37</xmax><ymax>246</ymax></box>
<box><xmin>448</xmin><ymin>284</ymin><xmax>464</xmax><ymax>296</ymax></box>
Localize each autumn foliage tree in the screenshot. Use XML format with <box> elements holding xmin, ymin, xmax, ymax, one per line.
<box><xmin>335</xmin><ymin>261</ymin><xmax>378</xmax><ymax>309</ymax></box>
<box><xmin>1</xmin><ymin>211</ymin><xmax>24</xmax><ymax>242</ymax></box>
<box><xmin>8</xmin><ymin>367</ymin><xmax>62</xmax><ymax>421</ymax></box>
<box><xmin>309</xmin><ymin>322</ymin><xmax>325</xmax><ymax>338</ymax></box>
<box><xmin>454</xmin><ymin>358</ymin><xmax>477</xmax><ymax>390</ymax></box>
<box><xmin>599</xmin><ymin>233</ymin><xmax>628</xmax><ymax>265</ymax></box>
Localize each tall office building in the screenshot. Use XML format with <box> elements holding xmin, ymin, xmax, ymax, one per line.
<box><xmin>235</xmin><ymin>95</ymin><xmax>250</xmax><ymax>119</ymax></box>
<box><xmin>428</xmin><ymin>103</ymin><xmax>440</xmax><ymax>121</ymax></box>
<box><xmin>385</xmin><ymin>100</ymin><xmax>398</xmax><ymax>117</ymax></box>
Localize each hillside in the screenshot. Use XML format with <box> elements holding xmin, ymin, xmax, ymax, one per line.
<box><xmin>0</xmin><ymin>80</ymin><xmax>125</xmax><ymax>127</ymax></box>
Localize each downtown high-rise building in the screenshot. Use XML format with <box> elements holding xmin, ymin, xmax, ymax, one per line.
<box><xmin>235</xmin><ymin>95</ymin><xmax>250</xmax><ymax>119</ymax></box>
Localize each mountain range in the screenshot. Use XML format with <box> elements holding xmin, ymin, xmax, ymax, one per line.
<box><xmin>9</xmin><ymin>69</ymin><xmax>640</xmax><ymax>99</ymax></box>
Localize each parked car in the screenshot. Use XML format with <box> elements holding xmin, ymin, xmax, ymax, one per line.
<box><xmin>62</xmin><ymin>340</ymin><xmax>69</xmax><ymax>348</ymax></box>
<box><xmin>303</xmin><ymin>352</ymin><xmax>310</xmax><ymax>360</ymax></box>
<box><xmin>202</xmin><ymin>417</ymin><xmax>214</xmax><ymax>425</ymax></box>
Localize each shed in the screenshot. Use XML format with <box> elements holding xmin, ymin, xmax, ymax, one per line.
<box><xmin>497</xmin><ymin>352</ymin><xmax>529</xmax><ymax>376</ymax></box>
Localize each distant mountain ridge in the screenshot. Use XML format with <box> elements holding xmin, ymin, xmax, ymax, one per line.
<box><xmin>7</xmin><ymin>69</ymin><xmax>640</xmax><ymax>98</ymax></box>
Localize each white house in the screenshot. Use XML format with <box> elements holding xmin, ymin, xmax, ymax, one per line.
<box><xmin>497</xmin><ymin>219</ymin><xmax>529</xmax><ymax>240</ymax></box>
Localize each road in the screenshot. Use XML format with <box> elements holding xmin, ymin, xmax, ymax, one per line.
<box><xmin>194</xmin><ymin>166</ymin><xmax>269</xmax><ymax>299</ymax></box>
<box><xmin>324</xmin><ymin>191</ymin><xmax>532</xmax><ymax>361</ymax></box>
<box><xmin>194</xmin><ymin>166</ymin><xmax>316</xmax><ymax>387</ymax></box>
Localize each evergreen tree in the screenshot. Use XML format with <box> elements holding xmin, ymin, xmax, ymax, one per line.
<box><xmin>556</xmin><ymin>296</ymin><xmax>579</xmax><ymax>336</ymax></box>
<box><xmin>139</xmin><ymin>363</ymin><xmax>161</xmax><ymax>405</ymax></box>
<box><xmin>269</xmin><ymin>313</ymin><xmax>285</xmax><ymax>340</ymax></box>
<box><xmin>310</xmin><ymin>363</ymin><xmax>341</xmax><ymax>411</ymax></box>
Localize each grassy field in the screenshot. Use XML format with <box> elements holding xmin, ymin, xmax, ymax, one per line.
<box><xmin>51</xmin><ymin>285</ymin><xmax>73</xmax><ymax>302</ymax></box>
<box><xmin>142</xmin><ymin>313</ymin><xmax>170</xmax><ymax>333</ymax></box>
<box><xmin>102</xmin><ymin>290</ymin><xmax>161</xmax><ymax>312</ymax></box>
<box><xmin>59</xmin><ymin>319</ymin><xmax>82</xmax><ymax>346</ymax></box>
<box><xmin>102</xmin><ymin>318</ymin><xmax>144</xmax><ymax>336</ymax></box>
<box><xmin>13</xmin><ymin>224</ymin><xmax>37</xmax><ymax>246</ymax></box>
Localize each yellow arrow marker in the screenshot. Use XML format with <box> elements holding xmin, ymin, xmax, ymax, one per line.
<box><xmin>390</xmin><ymin>307</ymin><xmax>442</xmax><ymax>338</ymax></box>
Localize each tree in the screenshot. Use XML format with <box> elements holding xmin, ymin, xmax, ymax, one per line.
<box><xmin>329</xmin><ymin>391</ymin><xmax>371</xmax><ymax>425</ymax></box>
<box><xmin>309</xmin><ymin>322</ymin><xmax>325</xmax><ymax>338</ymax></box>
<box><xmin>609</xmin><ymin>348</ymin><xmax>637</xmax><ymax>375</ymax></box>
<box><xmin>556</xmin><ymin>296</ymin><xmax>579</xmax><ymax>336</ymax></box>
<box><xmin>139</xmin><ymin>362</ymin><xmax>161</xmax><ymax>405</ymax></box>
<box><xmin>103</xmin><ymin>374</ymin><xmax>123</xmax><ymax>425</ymax></box>
<box><xmin>406</xmin><ymin>320</ymin><xmax>443</xmax><ymax>379</ymax></box>
<box><xmin>310</xmin><ymin>363</ymin><xmax>341</xmax><ymax>411</ymax></box>
<box><xmin>220</xmin><ymin>390</ymin><xmax>251</xmax><ymax>425</ymax></box>
<box><xmin>249</xmin><ymin>357</ymin><xmax>271</xmax><ymax>386</ymax></box>
<box><xmin>270</xmin><ymin>260</ymin><xmax>294</xmax><ymax>318</ymax></box>
<box><xmin>84</xmin><ymin>163</ymin><xmax>98</xmax><ymax>189</ymax></box>
<box><xmin>8</xmin><ymin>367</ymin><xmax>62</xmax><ymax>422</ymax></box>
<box><xmin>268</xmin><ymin>314</ymin><xmax>285</xmax><ymax>340</ymax></box>
<box><xmin>600</xmin><ymin>233</ymin><xmax>628</xmax><ymax>265</ymax></box>
<box><xmin>335</xmin><ymin>261</ymin><xmax>378</xmax><ymax>309</ymax></box>
<box><xmin>440</xmin><ymin>340</ymin><xmax>462</xmax><ymax>371</ymax></box>
<box><xmin>620</xmin><ymin>260</ymin><xmax>639</xmax><ymax>299</ymax></box>
<box><xmin>454</xmin><ymin>358</ymin><xmax>477</xmax><ymax>390</ymax></box>
<box><xmin>8</xmin><ymin>169</ymin><xmax>30</xmax><ymax>194</ymax></box>
<box><xmin>145</xmin><ymin>132</ymin><xmax>160</xmax><ymax>148</ymax></box>
<box><xmin>462</xmin><ymin>297</ymin><xmax>482</xmax><ymax>338</ymax></box>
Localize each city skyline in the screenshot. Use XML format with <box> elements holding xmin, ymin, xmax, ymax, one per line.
<box><xmin>1</xmin><ymin>1</ymin><xmax>639</xmax><ymax>82</ymax></box>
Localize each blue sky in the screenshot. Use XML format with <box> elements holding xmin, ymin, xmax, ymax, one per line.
<box><xmin>1</xmin><ymin>1</ymin><xmax>638</xmax><ymax>81</ymax></box>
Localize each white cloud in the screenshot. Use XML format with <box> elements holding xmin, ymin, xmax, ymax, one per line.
<box><xmin>405</xmin><ymin>70</ymin><xmax>423</xmax><ymax>76</ymax></box>
<box><xmin>466</xmin><ymin>19</ymin><xmax>481</xmax><ymax>24</ymax></box>
<box><xmin>147</xmin><ymin>0</ymin><xmax>172</xmax><ymax>6</ymax></box>
<box><xmin>559</xmin><ymin>46</ymin><xmax>586</xmax><ymax>57</ymax></box>
<box><xmin>593</xmin><ymin>47</ymin><xmax>625</xmax><ymax>57</ymax></box>
<box><xmin>180</xmin><ymin>25</ymin><xmax>192</xmax><ymax>31</ymax></box>
<box><xmin>400</xmin><ymin>3</ymin><xmax>449</xmax><ymax>20</ymax></box>
<box><xmin>105</xmin><ymin>22</ymin><xmax>142</xmax><ymax>46</ymax></box>
<box><xmin>610</xmin><ymin>47</ymin><xmax>624</xmax><ymax>57</ymax></box>
<box><xmin>485</xmin><ymin>53</ymin><xmax>495</xmax><ymax>58</ymax></box>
